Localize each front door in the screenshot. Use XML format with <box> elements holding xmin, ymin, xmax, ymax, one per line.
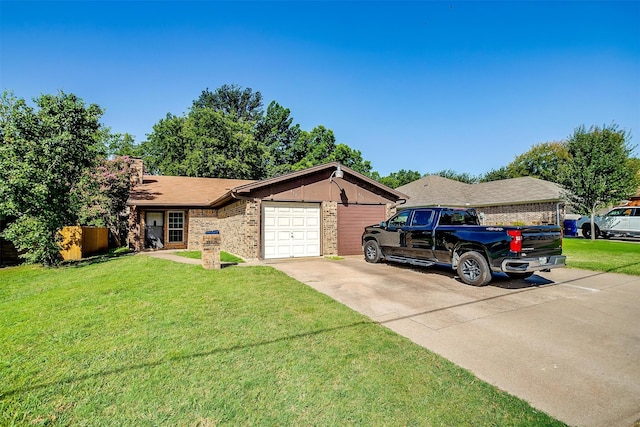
<box><xmin>145</xmin><ymin>212</ymin><xmax>164</xmax><ymax>249</ymax></box>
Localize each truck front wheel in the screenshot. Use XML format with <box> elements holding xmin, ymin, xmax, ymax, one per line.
<box><xmin>364</xmin><ymin>240</ymin><xmax>382</xmax><ymax>263</ymax></box>
<box><xmin>457</xmin><ymin>251</ymin><xmax>492</xmax><ymax>286</ymax></box>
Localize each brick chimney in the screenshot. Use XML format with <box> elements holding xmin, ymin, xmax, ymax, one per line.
<box><xmin>130</xmin><ymin>157</ymin><xmax>144</xmax><ymax>186</ymax></box>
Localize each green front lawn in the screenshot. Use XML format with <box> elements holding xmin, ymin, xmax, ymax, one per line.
<box><xmin>563</xmin><ymin>238</ymin><xmax>640</xmax><ymax>275</ymax></box>
<box><xmin>0</xmin><ymin>256</ymin><xmax>562</xmax><ymax>426</ymax></box>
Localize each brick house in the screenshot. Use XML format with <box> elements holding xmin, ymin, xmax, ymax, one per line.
<box><xmin>397</xmin><ymin>175</ymin><xmax>566</xmax><ymax>225</ymax></box>
<box><xmin>127</xmin><ymin>161</ymin><xmax>405</xmax><ymax>259</ymax></box>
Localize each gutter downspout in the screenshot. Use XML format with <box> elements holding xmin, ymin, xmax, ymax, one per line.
<box><xmin>556</xmin><ymin>202</ymin><xmax>563</xmax><ymax>226</ymax></box>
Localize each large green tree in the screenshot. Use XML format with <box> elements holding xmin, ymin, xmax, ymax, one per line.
<box><xmin>289</xmin><ymin>126</ymin><xmax>338</xmax><ymax>171</ymax></box>
<box><xmin>370</xmin><ymin>169</ymin><xmax>422</xmax><ymax>188</ymax></box>
<box><xmin>0</xmin><ymin>91</ymin><xmax>104</xmax><ymax>264</ymax></box>
<box><xmin>106</xmin><ymin>132</ymin><xmax>140</xmax><ymax>157</ymax></box>
<box><xmin>506</xmin><ymin>141</ymin><xmax>569</xmax><ymax>183</ymax></box>
<box><xmin>181</xmin><ymin>108</ymin><xmax>265</xmax><ymax>179</ymax></box>
<box><xmin>479</xmin><ymin>166</ymin><xmax>510</xmax><ymax>183</ymax></box>
<box><xmin>559</xmin><ymin>124</ymin><xmax>637</xmax><ymax>240</ymax></box>
<box><xmin>431</xmin><ymin>169</ymin><xmax>478</xmax><ymax>184</ymax></box>
<box><xmin>255</xmin><ymin>101</ymin><xmax>301</xmax><ymax>177</ymax></box>
<box><xmin>331</xmin><ymin>143</ymin><xmax>372</xmax><ymax>175</ymax></box>
<box><xmin>140</xmin><ymin>113</ymin><xmax>188</xmax><ymax>175</ymax></box>
<box><xmin>143</xmin><ymin>85</ymin><xmax>374</xmax><ymax>180</ymax></box>
<box><xmin>192</xmin><ymin>84</ymin><xmax>263</xmax><ymax>122</ymax></box>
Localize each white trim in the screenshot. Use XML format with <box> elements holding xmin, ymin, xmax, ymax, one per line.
<box><xmin>168</xmin><ymin>211</ymin><xmax>185</xmax><ymax>243</ymax></box>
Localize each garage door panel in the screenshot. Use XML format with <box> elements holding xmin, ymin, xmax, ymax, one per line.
<box><xmin>277</xmin><ymin>246</ymin><xmax>291</xmax><ymax>256</ymax></box>
<box><xmin>278</xmin><ymin>217</ymin><xmax>291</xmax><ymax>226</ymax></box>
<box><xmin>338</xmin><ymin>204</ymin><xmax>386</xmax><ymax>256</ymax></box>
<box><xmin>263</xmin><ymin>202</ymin><xmax>321</xmax><ymax>259</ymax></box>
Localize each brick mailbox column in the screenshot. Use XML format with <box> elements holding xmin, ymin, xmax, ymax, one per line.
<box><xmin>201</xmin><ymin>230</ymin><xmax>221</xmax><ymax>270</ymax></box>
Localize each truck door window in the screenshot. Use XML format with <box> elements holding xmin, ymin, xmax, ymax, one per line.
<box><xmin>463</xmin><ymin>210</ymin><xmax>479</xmax><ymax>225</ymax></box>
<box><xmin>388</xmin><ymin>211</ymin><xmax>410</xmax><ymax>230</ymax></box>
<box><xmin>411</xmin><ymin>210</ymin><xmax>433</xmax><ymax>226</ymax></box>
<box><xmin>439</xmin><ymin>209</ymin><xmax>478</xmax><ymax>226</ymax></box>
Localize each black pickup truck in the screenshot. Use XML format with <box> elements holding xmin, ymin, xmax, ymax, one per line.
<box><xmin>362</xmin><ymin>207</ymin><xmax>566</xmax><ymax>286</ymax></box>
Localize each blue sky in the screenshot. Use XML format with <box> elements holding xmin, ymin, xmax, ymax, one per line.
<box><xmin>1</xmin><ymin>1</ymin><xmax>639</xmax><ymax>177</ymax></box>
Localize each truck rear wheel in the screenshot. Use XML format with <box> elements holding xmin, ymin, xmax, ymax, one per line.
<box><xmin>364</xmin><ymin>240</ymin><xmax>382</xmax><ymax>263</ymax></box>
<box><xmin>457</xmin><ymin>251</ymin><xmax>492</xmax><ymax>286</ymax></box>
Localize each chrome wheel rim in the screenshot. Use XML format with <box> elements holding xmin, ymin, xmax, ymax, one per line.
<box><xmin>365</xmin><ymin>245</ymin><xmax>377</xmax><ymax>260</ymax></box>
<box><xmin>461</xmin><ymin>259</ymin><xmax>481</xmax><ymax>280</ymax></box>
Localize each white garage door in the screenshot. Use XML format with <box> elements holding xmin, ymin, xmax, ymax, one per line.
<box><xmin>263</xmin><ymin>202</ymin><xmax>321</xmax><ymax>259</ymax></box>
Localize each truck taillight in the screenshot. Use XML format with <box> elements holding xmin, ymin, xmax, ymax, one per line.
<box><xmin>508</xmin><ymin>229</ymin><xmax>523</xmax><ymax>252</ymax></box>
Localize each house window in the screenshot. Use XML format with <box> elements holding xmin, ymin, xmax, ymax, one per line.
<box><xmin>168</xmin><ymin>211</ymin><xmax>184</xmax><ymax>243</ymax></box>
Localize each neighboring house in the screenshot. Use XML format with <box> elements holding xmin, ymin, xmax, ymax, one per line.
<box><xmin>127</xmin><ymin>161</ymin><xmax>406</xmax><ymax>259</ymax></box>
<box><xmin>397</xmin><ymin>175</ymin><xmax>565</xmax><ymax>226</ymax></box>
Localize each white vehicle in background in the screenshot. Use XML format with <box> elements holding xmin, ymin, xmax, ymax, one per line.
<box><xmin>577</xmin><ymin>206</ymin><xmax>640</xmax><ymax>239</ymax></box>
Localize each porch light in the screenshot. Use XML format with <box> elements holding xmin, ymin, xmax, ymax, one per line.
<box><xmin>330</xmin><ymin>165</ymin><xmax>344</xmax><ymax>182</ymax></box>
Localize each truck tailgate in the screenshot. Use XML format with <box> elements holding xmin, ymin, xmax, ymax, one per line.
<box><xmin>520</xmin><ymin>227</ymin><xmax>563</xmax><ymax>255</ymax></box>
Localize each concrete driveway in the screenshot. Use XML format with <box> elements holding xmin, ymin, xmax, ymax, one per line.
<box><xmin>266</xmin><ymin>256</ymin><xmax>640</xmax><ymax>427</ymax></box>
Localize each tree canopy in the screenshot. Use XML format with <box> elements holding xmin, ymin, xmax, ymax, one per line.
<box><xmin>0</xmin><ymin>91</ymin><xmax>104</xmax><ymax>264</ymax></box>
<box><xmin>192</xmin><ymin>84</ymin><xmax>263</xmax><ymax>122</ymax></box>
<box><xmin>142</xmin><ymin>84</ymin><xmax>372</xmax><ymax>179</ymax></box>
<box><xmin>506</xmin><ymin>141</ymin><xmax>569</xmax><ymax>183</ymax></box>
<box><xmin>559</xmin><ymin>124</ymin><xmax>638</xmax><ymax>239</ymax></box>
<box><xmin>369</xmin><ymin>169</ymin><xmax>422</xmax><ymax>188</ymax></box>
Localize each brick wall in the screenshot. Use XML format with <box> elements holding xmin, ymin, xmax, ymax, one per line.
<box><xmin>128</xmin><ymin>206</ymin><xmax>142</xmax><ymax>251</ymax></box>
<box><xmin>216</xmin><ymin>199</ymin><xmax>260</xmax><ymax>259</ymax></box>
<box><xmin>385</xmin><ymin>203</ymin><xmax>396</xmax><ymax>220</ymax></box>
<box><xmin>187</xmin><ymin>209</ymin><xmax>217</xmax><ymax>250</ymax></box>
<box><xmin>322</xmin><ymin>201</ymin><xmax>338</xmax><ymax>256</ymax></box>
<box><xmin>478</xmin><ymin>202</ymin><xmax>563</xmax><ymax>226</ymax></box>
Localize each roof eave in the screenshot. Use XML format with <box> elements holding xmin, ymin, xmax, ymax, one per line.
<box><xmin>230</xmin><ymin>162</ymin><xmax>407</xmax><ymax>200</ymax></box>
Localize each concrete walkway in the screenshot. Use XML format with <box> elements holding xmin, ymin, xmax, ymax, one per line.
<box><xmin>142</xmin><ymin>251</ymin><xmax>640</xmax><ymax>427</ymax></box>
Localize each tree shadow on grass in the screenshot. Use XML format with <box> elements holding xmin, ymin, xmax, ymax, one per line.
<box><xmin>59</xmin><ymin>248</ymin><xmax>135</xmax><ymax>268</ymax></box>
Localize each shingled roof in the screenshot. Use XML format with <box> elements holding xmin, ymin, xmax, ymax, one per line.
<box><xmin>398</xmin><ymin>175</ymin><xmax>564</xmax><ymax>208</ymax></box>
<box><xmin>127</xmin><ymin>175</ymin><xmax>256</xmax><ymax>207</ymax></box>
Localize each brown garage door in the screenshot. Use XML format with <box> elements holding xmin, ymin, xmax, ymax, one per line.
<box><xmin>337</xmin><ymin>204</ymin><xmax>386</xmax><ymax>255</ymax></box>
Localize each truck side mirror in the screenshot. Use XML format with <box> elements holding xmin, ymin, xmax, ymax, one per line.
<box><xmin>380</xmin><ymin>221</ymin><xmax>387</xmax><ymax>228</ymax></box>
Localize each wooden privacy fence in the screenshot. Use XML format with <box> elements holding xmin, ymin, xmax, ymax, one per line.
<box><xmin>59</xmin><ymin>226</ymin><xmax>109</xmax><ymax>261</ymax></box>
